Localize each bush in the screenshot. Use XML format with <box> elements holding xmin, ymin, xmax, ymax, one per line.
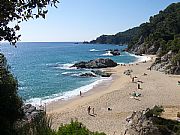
<box><xmin>172</xmin><ymin>52</ymin><xmax>180</xmax><ymax>65</ymax></box>
<box><xmin>152</xmin><ymin>117</ymin><xmax>180</xmax><ymax>134</ymax></box>
<box><xmin>0</xmin><ymin>53</ymin><xmax>24</xmax><ymax>135</ymax></box>
<box><xmin>17</xmin><ymin>113</ymin><xmax>56</xmax><ymax>135</ymax></box>
<box><xmin>57</xmin><ymin>119</ymin><xmax>106</xmax><ymax>135</ymax></box>
<box><xmin>145</xmin><ymin>105</ymin><xmax>164</xmax><ymax>118</ymax></box>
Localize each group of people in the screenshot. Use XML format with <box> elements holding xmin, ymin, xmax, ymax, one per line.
<box><xmin>87</xmin><ymin>106</ymin><xmax>95</xmax><ymax>115</ymax></box>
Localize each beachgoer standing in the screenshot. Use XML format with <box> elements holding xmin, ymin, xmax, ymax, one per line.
<box><xmin>132</xmin><ymin>77</ymin><xmax>134</xmax><ymax>82</ymax></box>
<box><xmin>92</xmin><ymin>108</ymin><xmax>94</xmax><ymax>114</ymax></box>
<box><xmin>88</xmin><ymin>106</ymin><xmax>91</xmax><ymax>114</ymax></box>
<box><xmin>137</xmin><ymin>83</ymin><xmax>140</xmax><ymax>89</ymax></box>
<box><xmin>80</xmin><ymin>91</ymin><xmax>82</xmax><ymax>97</ymax></box>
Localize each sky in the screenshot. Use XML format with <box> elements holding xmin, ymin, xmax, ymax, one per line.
<box><xmin>19</xmin><ymin>0</ymin><xmax>180</xmax><ymax>42</ymax></box>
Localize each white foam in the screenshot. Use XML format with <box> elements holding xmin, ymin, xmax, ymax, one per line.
<box><xmin>26</xmin><ymin>77</ymin><xmax>112</xmax><ymax>106</ymax></box>
<box><xmin>54</xmin><ymin>63</ymin><xmax>77</xmax><ymax>70</ymax></box>
<box><xmin>61</xmin><ymin>71</ymin><xmax>74</xmax><ymax>75</ymax></box>
<box><xmin>128</xmin><ymin>53</ymin><xmax>151</xmax><ymax>63</ymax></box>
<box><xmin>117</xmin><ymin>52</ymin><xmax>151</xmax><ymax>64</ymax></box>
<box><xmin>46</xmin><ymin>62</ymin><xmax>77</xmax><ymax>70</ymax></box>
<box><xmin>101</xmin><ymin>51</ymin><xmax>113</xmax><ymax>56</ymax></box>
<box><xmin>61</xmin><ymin>71</ymin><xmax>82</xmax><ymax>77</ymax></box>
<box><xmin>90</xmin><ymin>49</ymin><xmax>99</xmax><ymax>52</ymax></box>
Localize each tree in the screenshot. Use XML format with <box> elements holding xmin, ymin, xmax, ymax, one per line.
<box><xmin>0</xmin><ymin>1</ymin><xmax>59</xmax><ymax>134</ymax></box>
<box><xmin>0</xmin><ymin>53</ymin><xmax>24</xmax><ymax>134</ymax></box>
<box><xmin>0</xmin><ymin>0</ymin><xmax>59</xmax><ymax>45</ymax></box>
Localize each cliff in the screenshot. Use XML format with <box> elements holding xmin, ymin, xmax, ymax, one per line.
<box><xmin>89</xmin><ymin>27</ymin><xmax>140</xmax><ymax>45</ymax></box>
<box><xmin>128</xmin><ymin>2</ymin><xmax>180</xmax><ymax>74</ymax></box>
<box><xmin>89</xmin><ymin>2</ymin><xmax>180</xmax><ymax>74</ymax></box>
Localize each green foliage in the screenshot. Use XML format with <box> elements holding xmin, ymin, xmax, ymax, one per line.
<box><xmin>145</xmin><ymin>105</ymin><xmax>164</xmax><ymax>118</ymax></box>
<box><xmin>57</xmin><ymin>119</ymin><xmax>106</xmax><ymax>135</ymax></box>
<box><xmin>130</xmin><ymin>2</ymin><xmax>180</xmax><ymax>54</ymax></box>
<box><xmin>152</xmin><ymin>117</ymin><xmax>180</xmax><ymax>134</ymax></box>
<box><xmin>172</xmin><ymin>52</ymin><xmax>180</xmax><ymax>65</ymax></box>
<box><xmin>16</xmin><ymin>116</ymin><xmax>106</xmax><ymax>135</ymax></box>
<box><xmin>0</xmin><ymin>0</ymin><xmax>59</xmax><ymax>45</ymax></box>
<box><xmin>90</xmin><ymin>27</ymin><xmax>140</xmax><ymax>45</ymax></box>
<box><xmin>17</xmin><ymin>113</ymin><xmax>56</xmax><ymax>135</ymax></box>
<box><xmin>0</xmin><ymin>53</ymin><xmax>23</xmax><ymax>135</ymax></box>
<box><xmin>168</xmin><ymin>37</ymin><xmax>180</xmax><ymax>53</ymax></box>
<box><xmin>90</xmin><ymin>2</ymin><xmax>180</xmax><ymax>59</ymax></box>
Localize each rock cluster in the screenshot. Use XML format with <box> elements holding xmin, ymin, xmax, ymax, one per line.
<box><xmin>124</xmin><ymin>69</ymin><xmax>133</xmax><ymax>76</ymax></box>
<box><xmin>129</xmin><ymin>38</ymin><xmax>180</xmax><ymax>75</ymax></box>
<box><xmin>71</xmin><ymin>58</ymin><xmax>117</xmax><ymax>69</ymax></box>
<box><xmin>125</xmin><ymin>110</ymin><xmax>161</xmax><ymax>135</ymax></box>
<box><xmin>79</xmin><ymin>70</ymin><xmax>112</xmax><ymax>78</ymax></box>
<box><xmin>22</xmin><ymin>104</ymin><xmax>44</xmax><ymax>122</ymax></box>
<box><xmin>79</xmin><ymin>73</ymin><xmax>97</xmax><ymax>77</ymax></box>
<box><xmin>91</xmin><ymin>70</ymin><xmax>112</xmax><ymax>77</ymax></box>
<box><xmin>106</xmin><ymin>49</ymin><xmax>120</xmax><ymax>56</ymax></box>
<box><xmin>150</xmin><ymin>51</ymin><xmax>180</xmax><ymax>75</ymax></box>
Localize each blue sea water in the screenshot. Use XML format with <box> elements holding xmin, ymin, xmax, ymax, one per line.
<box><xmin>0</xmin><ymin>42</ymin><xmax>140</xmax><ymax>105</ymax></box>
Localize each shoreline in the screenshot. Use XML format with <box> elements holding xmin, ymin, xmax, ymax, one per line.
<box><xmin>46</xmin><ymin>54</ymin><xmax>153</xmax><ymax>113</ymax></box>
<box><xmin>26</xmin><ymin>52</ymin><xmax>151</xmax><ymax>106</ymax></box>
<box><xmin>46</xmin><ymin>54</ymin><xmax>180</xmax><ymax>134</ymax></box>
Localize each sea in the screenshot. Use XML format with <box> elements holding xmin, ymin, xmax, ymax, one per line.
<box><xmin>0</xmin><ymin>42</ymin><xmax>148</xmax><ymax>105</ymax></box>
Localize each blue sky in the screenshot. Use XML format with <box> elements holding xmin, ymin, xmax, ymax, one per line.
<box><xmin>19</xmin><ymin>0</ymin><xmax>179</xmax><ymax>42</ymax></box>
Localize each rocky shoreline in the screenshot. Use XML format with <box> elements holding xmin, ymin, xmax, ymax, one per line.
<box><xmin>128</xmin><ymin>39</ymin><xmax>180</xmax><ymax>75</ymax></box>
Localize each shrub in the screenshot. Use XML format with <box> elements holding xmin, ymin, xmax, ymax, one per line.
<box><xmin>57</xmin><ymin>119</ymin><xmax>106</xmax><ymax>135</ymax></box>
<box><xmin>17</xmin><ymin>113</ymin><xmax>56</xmax><ymax>135</ymax></box>
<box><xmin>145</xmin><ymin>105</ymin><xmax>164</xmax><ymax>118</ymax></box>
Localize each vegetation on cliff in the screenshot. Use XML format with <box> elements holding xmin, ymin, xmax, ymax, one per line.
<box><xmin>0</xmin><ymin>53</ymin><xmax>24</xmax><ymax>134</ymax></box>
<box><xmin>90</xmin><ymin>27</ymin><xmax>140</xmax><ymax>45</ymax></box>
<box><xmin>90</xmin><ymin>2</ymin><xmax>180</xmax><ymax>74</ymax></box>
<box><xmin>128</xmin><ymin>2</ymin><xmax>180</xmax><ymax>55</ymax></box>
<box><xmin>128</xmin><ymin>2</ymin><xmax>180</xmax><ymax>74</ymax></box>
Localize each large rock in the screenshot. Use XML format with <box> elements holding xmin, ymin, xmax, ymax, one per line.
<box><xmin>79</xmin><ymin>73</ymin><xmax>97</xmax><ymax>77</ymax></box>
<box><xmin>91</xmin><ymin>70</ymin><xmax>112</xmax><ymax>77</ymax></box>
<box><xmin>71</xmin><ymin>58</ymin><xmax>117</xmax><ymax>69</ymax></box>
<box><xmin>146</xmin><ymin>44</ymin><xmax>160</xmax><ymax>55</ymax></box>
<box><xmin>106</xmin><ymin>49</ymin><xmax>120</xmax><ymax>56</ymax></box>
<box><xmin>22</xmin><ymin>104</ymin><xmax>44</xmax><ymax>121</ymax></box>
<box><xmin>125</xmin><ymin>111</ymin><xmax>161</xmax><ymax>135</ymax></box>
<box><xmin>124</xmin><ymin>106</ymin><xmax>180</xmax><ymax>135</ymax></box>
<box><xmin>150</xmin><ymin>51</ymin><xmax>180</xmax><ymax>75</ymax></box>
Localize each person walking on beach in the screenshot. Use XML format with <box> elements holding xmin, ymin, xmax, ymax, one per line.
<box><xmin>137</xmin><ymin>83</ymin><xmax>141</xmax><ymax>89</ymax></box>
<box><xmin>132</xmin><ymin>77</ymin><xmax>134</xmax><ymax>83</ymax></box>
<box><xmin>88</xmin><ymin>106</ymin><xmax>91</xmax><ymax>114</ymax></box>
<box><xmin>92</xmin><ymin>108</ymin><xmax>95</xmax><ymax>115</ymax></box>
<box><xmin>80</xmin><ymin>91</ymin><xmax>82</xmax><ymax>97</ymax></box>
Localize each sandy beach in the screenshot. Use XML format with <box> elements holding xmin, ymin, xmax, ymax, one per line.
<box><xmin>47</xmin><ymin>55</ymin><xmax>180</xmax><ymax>135</ymax></box>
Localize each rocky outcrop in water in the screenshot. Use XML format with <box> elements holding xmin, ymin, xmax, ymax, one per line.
<box><xmin>91</xmin><ymin>70</ymin><xmax>112</xmax><ymax>77</ymax></box>
<box><xmin>106</xmin><ymin>49</ymin><xmax>120</xmax><ymax>56</ymax></box>
<box><xmin>71</xmin><ymin>58</ymin><xmax>117</xmax><ymax>69</ymax></box>
<box><xmin>79</xmin><ymin>73</ymin><xmax>97</xmax><ymax>77</ymax></box>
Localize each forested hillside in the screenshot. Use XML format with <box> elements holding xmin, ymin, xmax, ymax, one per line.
<box><xmin>90</xmin><ymin>27</ymin><xmax>140</xmax><ymax>44</ymax></box>
<box><xmin>90</xmin><ymin>2</ymin><xmax>180</xmax><ymax>74</ymax></box>
<box><xmin>128</xmin><ymin>2</ymin><xmax>180</xmax><ymax>74</ymax></box>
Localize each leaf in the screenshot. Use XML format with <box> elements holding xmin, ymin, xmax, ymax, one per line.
<box><xmin>43</xmin><ymin>10</ymin><xmax>48</xmax><ymax>14</ymax></box>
